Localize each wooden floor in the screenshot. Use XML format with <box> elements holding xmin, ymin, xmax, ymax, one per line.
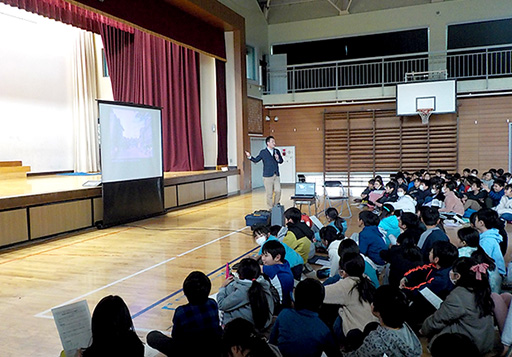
<box><xmin>0</xmin><ymin>186</ymin><xmax>509</xmax><ymax>356</ymax></box>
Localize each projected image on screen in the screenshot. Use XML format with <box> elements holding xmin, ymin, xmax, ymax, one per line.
<box><xmin>110</xmin><ymin>108</ymin><xmax>153</xmax><ymax>160</ymax></box>
<box><xmin>99</xmin><ymin>101</ymin><xmax>163</xmax><ymax>183</ymax></box>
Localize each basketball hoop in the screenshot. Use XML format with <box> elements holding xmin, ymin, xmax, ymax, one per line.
<box><xmin>417</xmin><ymin>108</ymin><xmax>433</xmax><ymax>125</ymax></box>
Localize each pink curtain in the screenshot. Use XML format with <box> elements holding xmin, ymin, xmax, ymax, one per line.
<box><xmin>101</xmin><ymin>25</ymin><xmax>204</xmax><ymax>171</ymax></box>
<box><xmin>1</xmin><ymin>0</ymin><xmax>133</xmax><ymax>33</ymax></box>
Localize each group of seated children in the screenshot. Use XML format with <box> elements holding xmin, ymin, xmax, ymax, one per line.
<box><xmin>78</xmin><ymin>180</ymin><xmax>510</xmax><ymax>356</ymax></box>
<box><xmin>359</xmin><ymin>168</ymin><xmax>512</xmax><ymax>224</ymax></box>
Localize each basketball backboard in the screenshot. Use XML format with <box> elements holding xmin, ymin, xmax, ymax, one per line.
<box><xmin>396</xmin><ymin>79</ymin><xmax>457</xmax><ymax>116</ymax></box>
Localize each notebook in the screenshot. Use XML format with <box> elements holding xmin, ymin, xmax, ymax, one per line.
<box><xmin>292</xmin><ymin>182</ymin><xmax>316</xmax><ymax>199</ymax></box>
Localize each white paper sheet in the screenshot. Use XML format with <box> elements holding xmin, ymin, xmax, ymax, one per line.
<box><xmin>52</xmin><ymin>300</ymin><xmax>92</xmax><ymax>357</ymax></box>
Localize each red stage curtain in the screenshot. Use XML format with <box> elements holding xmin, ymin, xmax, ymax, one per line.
<box><xmin>1</xmin><ymin>0</ymin><xmax>133</xmax><ymax>33</ymax></box>
<box><xmin>215</xmin><ymin>59</ymin><xmax>228</xmax><ymax>166</ymax></box>
<box><xmin>101</xmin><ymin>25</ymin><xmax>204</xmax><ymax>171</ymax></box>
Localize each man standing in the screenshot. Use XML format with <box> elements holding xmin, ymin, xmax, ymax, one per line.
<box><xmin>245</xmin><ymin>136</ymin><xmax>283</xmax><ymax>209</ymax></box>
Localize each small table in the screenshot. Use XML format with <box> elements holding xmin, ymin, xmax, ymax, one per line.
<box><xmin>292</xmin><ymin>196</ymin><xmax>318</xmax><ymax>216</ymax></box>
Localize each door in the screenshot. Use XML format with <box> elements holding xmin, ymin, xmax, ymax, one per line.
<box><xmin>250</xmin><ymin>137</ymin><xmax>266</xmax><ymax>189</ymax></box>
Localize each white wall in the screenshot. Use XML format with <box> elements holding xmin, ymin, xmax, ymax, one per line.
<box><xmin>218</xmin><ymin>0</ymin><xmax>268</xmax><ymax>99</ymax></box>
<box><xmin>268</xmin><ymin>0</ymin><xmax>512</xmax><ymax>53</ymax></box>
<box><xmin>0</xmin><ymin>4</ymin><xmax>78</xmax><ymax>173</ymax></box>
<box><xmin>199</xmin><ymin>54</ymin><xmax>218</xmax><ymax>167</ymax></box>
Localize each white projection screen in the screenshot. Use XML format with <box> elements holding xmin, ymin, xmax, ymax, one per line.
<box><xmin>98</xmin><ymin>101</ymin><xmax>163</xmax><ymax>183</ymax></box>
<box><xmin>396</xmin><ymin>79</ymin><xmax>457</xmax><ymax>116</ymax></box>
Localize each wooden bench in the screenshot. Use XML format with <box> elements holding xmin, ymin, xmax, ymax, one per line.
<box><xmin>0</xmin><ymin>161</ymin><xmax>31</xmax><ymax>179</ymax></box>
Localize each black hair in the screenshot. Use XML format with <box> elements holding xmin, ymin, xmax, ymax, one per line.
<box><xmin>379</xmin><ymin>204</ymin><xmax>395</xmax><ymax>219</ymax></box>
<box><xmin>284</xmin><ymin>207</ymin><xmax>301</xmax><ymax>224</ymax></box>
<box><xmin>431</xmin><ymin>241</ymin><xmax>458</xmax><ymax>268</ymax></box>
<box><xmin>252</xmin><ymin>225</ymin><xmax>269</xmax><ymax>238</ymax></box>
<box><xmin>340</xmin><ymin>253</ymin><xmax>376</xmax><ymax>304</ymax></box>
<box><xmin>237</xmin><ymin>258</ymin><xmax>271</xmax><ymax>330</ymax></box>
<box><xmin>400</xmin><ymin>212</ymin><xmax>420</xmax><ymax>230</ymax></box>
<box><xmin>452</xmin><ymin>257</ymin><xmax>494</xmax><ymax>317</ymax></box>
<box><xmin>467</xmin><ymin>176</ymin><xmax>482</xmax><ymax>187</ymax></box>
<box><xmin>420</xmin><ymin>206</ymin><xmax>440</xmax><ymax>226</ymax></box>
<box><xmin>396</xmin><ymin>234</ymin><xmax>422</xmax><ymax>262</ymax></box>
<box><xmin>368</xmin><ymin>179</ymin><xmax>375</xmax><ymax>185</ymax></box>
<box><xmin>453</xmin><ymin>173</ymin><xmax>461</xmax><ymax>180</ymax></box>
<box><xmin>223</xmin><ymin>318</ymin><xmax>275</xmax><ymax>357</ymax></box>
<box><xmin>269</xmin><ymin>225</ymin><xmax>282</xmax><ymax>237</ymax></box>
<box><xmin>471</xmin><ymin>169</ymin><xmax>479</xmax><ymax>175</ymax></box>
<box><xmin>294</xmin><ymin>278</ymin><xmax>324</xmax><ymax>312</ymax></box>
<box><xmin>183</xmin><ymin>271</ymin><xmax>211</xmax><ymax>305</ymax></box>
<box><xmin>445</xmin><ymin>180</ymin><xmax>457</xmax><ymax>192</ymax></box>
<box><xmin>359</xmin><ymin>211</ymin><xmax>380</xmax><ymax>226</ymax></box>
<box><xmin>494</xmin><ymin>178</ymin><xmax>506</xmax><ymax>188</ymax></box>
<box><xmin>430</xmin><ymin>333</ymin><xmax>480</xmax><ymax>357</ymax></box>
<box><xmin>498</xmin><ymin>168</ymin><xmax>505</xmax><ymax>176</ymax></box>
<box><xmin>265</xmin><ymin>136</ymin><xmax>274</xmax><ymax>144</ymax></box>
<box><xmin>420</xmin><ymin>179</ymin><xmax>431</xmax><ymax>189</ymax></box>
<box><xmin>262</xmin><ymin>240</ymin><xmax>286</xmax><ymax>262</ymax></box>
<box><xmin>84</xmin><ymin>295</ymin><xmax>143</xmax><ymax>357</ymax></box>
<box><xmin>385</xmin><ymin>181</ymin><xmax>397</xmax><ymax>191</ymax></box>
<box><xmin>319</xmin><ymin>225</ymin><xmax>343</xmax><ymax>246</ymax></box>
<box><xmin>338</xmin><ymin>238</ymin><xmax>360</xmax><ymax>262</ymax></box>
<box><xmin>475</xmin><ymin>208</ymin><xmax>500</xmax><ymax>229</ymax></box>
<box><xmin>372</xmin><ymin>285</ymin><xmax>408</xmax><ymax>329</ymax></box>
<box><xmin>325</xmin><ymin>207</ymin><xmax>346</xmax><ymax>232</ymax></box>
<box><xmin>456</xmin><ymin>227</ymin><xmax>496</xmax><ymax>271</ymax></box>
<box><xmin>506</xmin><ymin>184</ymin><xmax>512</xmax><ymax>191</ymax></box>
<box><xmin>463</xmin><ymin>168</ymin><xmax>471</xmax><ymax>173</ymax></box>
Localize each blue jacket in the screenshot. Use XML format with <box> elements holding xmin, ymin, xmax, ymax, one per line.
<box><xmin>250</xmin><ymin>148</ymin><xmax>283</xmax><ymax>177</ymax></box>
<box><xmin>480</xmin><ymin>228</ymin><xmax>506</xmax><ymax>275</ymax></box>
<box><xmin>359</xmin><ymin>225</ymin><xmax>387</xmax><ymax>266</ymax></box>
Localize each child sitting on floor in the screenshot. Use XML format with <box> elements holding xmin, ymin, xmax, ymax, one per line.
<box><xmin>319</xmin><ymin>225</ymin><xmax>344</xmax><ymax>278</ymax></box>
<box><xmin>253</xmin><ymin>225</ymin><xmax>304</xmax><ymax>280</ymax></box>
<box><xmin>261</xmin><ymin>240</ymin><xmax>295</xmax><ymax>309</ymax></box>
<box><xmin>323</xmin><ymin>254</ymin><xmax>379</xmax><ymax>351</ymax></box>
<box><xmin>270</xmin><ymin>278</ymin><xmax>341</xmax><ymax>357</ymax></box>
<box><xmin>356</xmin><ymin>211</ymin><xmax>388</xmax><ymax>270</ymax></box>
<box><xmin>400</xmin><ymin>240</ymin><xmax>458</xmax><ymax>330</ymax></box>
<box><xmin>217</xmin><ymin>258</ymin><xmax>274</xmax><ymax>332</ymax></box>
<box><xmin>494</xmin><ymin>184</ymin><xmax>512</xmax><ymax>222</ymax></box>
<box><xmin>283</xmin><ymin>207</ymin><xmax>314</xmax><ymax>264</ymax></box>
<box><xmin>454</xmin><ymin>226</ymin><xmax>499</xmax><ymax>293</ymax></box>
<box><xmin>378</xmin><ymin>204</ymin><xmax>400</xmax><ymax>245</ymax></box>
<box><xmin>420</xmin><ymin>257</ymin><xmax>495</xmax><ymax>355</ymax></box>
<box><xmin>417</xmin><ymin>207</ymin><xmax>449</xmax><ymax>262</ymax></box>
<box><xmin>344</xmin><ymin>285</ymin><xmax>422</xmax><ymax>357</ymax></box>
<box><xmin>147</xmin><ymin>271</ymin><xmax>222</xmax><ymax>356</ymax></box>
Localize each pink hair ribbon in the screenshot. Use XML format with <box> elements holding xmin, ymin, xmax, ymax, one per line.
<box><xmin>470</xmin><ymin>263</ymin><xmax>489</xmax><ymax>280</ymax></box>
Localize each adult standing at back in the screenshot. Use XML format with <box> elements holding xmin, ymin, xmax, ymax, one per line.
<box><xmin>245</xmin><ymin>136</ymin><xmax>284</xmax><ymax>209</ymax></box>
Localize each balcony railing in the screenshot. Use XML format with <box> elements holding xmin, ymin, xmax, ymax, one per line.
<box><xmin>265</xmin><ymin>44</ymin><xmax>512</xmax><ymax>94</ymax></box>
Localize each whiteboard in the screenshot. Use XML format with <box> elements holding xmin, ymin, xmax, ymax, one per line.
<box><xmin>396</xmin><ymin>80</ymin><xmax>457</xmax><ymax>116</ymax></box>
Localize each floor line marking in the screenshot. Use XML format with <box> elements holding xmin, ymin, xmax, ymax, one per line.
<box><xmin>130</xmin><ymin>245</ymin><xmax>259</xmax><ymax>320</ymax></box>
<box><xmin>34</xmin><ymin>226</ymin><xmax>250</xmax><ymax>319</ymax></box>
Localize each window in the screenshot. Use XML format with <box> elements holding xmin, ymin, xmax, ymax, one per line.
<box><xmin>101</xmin><ymin>49</ymin><xmax>109</xmax><ymax>78</ymax></box>
<box><xmin>246</xmin><ymin>45</ymin><xmax>257</xmax><ymax>81</ymax></box>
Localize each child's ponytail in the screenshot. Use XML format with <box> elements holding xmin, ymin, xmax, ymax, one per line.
<box><xmin>452</xmin><ymin>257</ymin><xmax>494</xmax><ymax>317</ymax></box>
<box><xmin>341</xmin><ymin>253</ymin><xmax>376</xmax><ymax>304</ymax></box>
<box><xmin>237</xmin><ymin>258</ymin><xmax>271</xmax><ymax>330</ymax></box>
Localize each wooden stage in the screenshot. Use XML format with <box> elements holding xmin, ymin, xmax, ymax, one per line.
<box><xmin>0</xmin><ymin>170</ymin><xmax>239</xmax><ymax>248</ymax></box>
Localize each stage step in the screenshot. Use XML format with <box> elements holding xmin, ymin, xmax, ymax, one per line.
<box><xmin>0</xmin><ymin>162</ymin><xmax>31</xmax><ymax>179</ymax></box>
<box><xmin>0</xmin><ymin>161</ymin><xmax>22</xmax><ymax>167</ymax></box>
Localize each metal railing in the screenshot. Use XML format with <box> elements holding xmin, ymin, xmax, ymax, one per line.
<box><xmin>265</xmin><ymin>44</ymin><xmax>512</xmax><ymax>94</ymax></box>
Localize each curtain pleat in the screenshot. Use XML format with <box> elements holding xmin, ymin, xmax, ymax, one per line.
<box><xmin>72</xmin><ymin>30</ymin><xmax>100</xmax><ymax>172</ymax></box>
<box><xmin>100</xmin><ymin>25</ymin><xmax>204</xmax><ymax>171</ymax></box>
<box><xmin>215</xmin><ymin>59</ymin><xmax>228</xmax><ymax>166</ymax></box>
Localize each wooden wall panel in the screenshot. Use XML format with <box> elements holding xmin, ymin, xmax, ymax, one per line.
<box><xmin>0</xmin><ymin>209</ymin><xmax>28</xmax><ymax>245</ymax></box>
<box><xmin>248</xmin><ymin>98</ymin><xmax>263</xmax><ymax>134</ymax></box>
<box><xmin>205</xmin><ymin>178</ymin><xmax>227</xmax><ymax>199</ymax></box>
<box><xmin>178</xmin><ymin>182</ymin><xmax>205</xmax><ymax>205</ymax></box>
<box><xmin>458</xmin><ymin>96</ymin><xmax>511</xmax><ymax>173</ymax></box>
<box><xmin>164</xmin><ymin>186</ymin><xmax>178</xmax><ymax>209</ymax></box>
<box><xmin>266</xmin><ymin>96</ymin><xmax>511</xmax><ymax>175</ymax></box>
<box><xmin>29</xmin><ymin>200</ymin><xmax>92</xmax><ymax>239</ymax></box>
